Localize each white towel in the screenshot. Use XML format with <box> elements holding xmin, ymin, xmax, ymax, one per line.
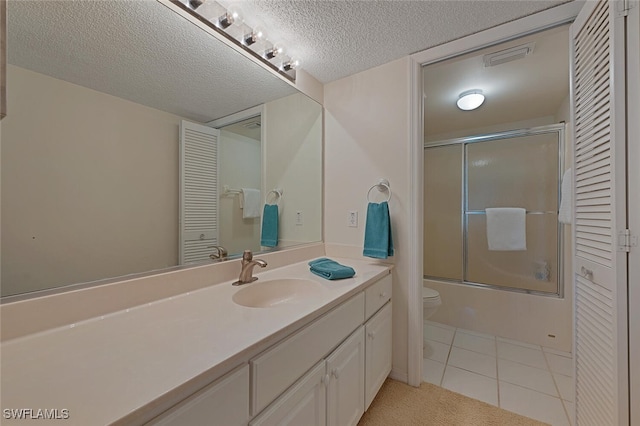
<box><xmin>240</xmin><ymin>188</ymin><xmax>261</xmax><ymax>219</ymax></box>
<box><xmin>485</xmin><ymin>208</ymin><xmax>527</xmax><ymax>251</ymax></box>
<box><xmin>558</xmin><ymin>168</ymin><xmax>573</xmax><ymax>224</ymax></box>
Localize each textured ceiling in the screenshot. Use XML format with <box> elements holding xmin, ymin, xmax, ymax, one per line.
<box><xmin>424</xmin><ymin>24</ymin><xmax>570</xmax><ymax>139</ymax></box>
<box><xmin>224</xmin><ymin>0</ymin><xmax>571</xmax><ymax>83</ymax></box>
<box><xmin>8</xmin><ymin>0</ymin><xmax>297</xmax><ymax>123</ymax></box>
<box><xmin>8</xmin><ymin>0</ymin><xmax>572</xmax><ymax>123</ymax></box>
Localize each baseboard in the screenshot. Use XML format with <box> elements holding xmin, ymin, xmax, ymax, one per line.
<box><xmin>389</xmin><ymin>368</ymin><xmax>408</xmax><ymax>384</ymax></box>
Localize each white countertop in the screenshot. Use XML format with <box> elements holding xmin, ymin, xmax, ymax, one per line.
<box><xmin>0</xmin><ymin>258</ymin><xmax>390</xmax><ymax>425</ymax></box>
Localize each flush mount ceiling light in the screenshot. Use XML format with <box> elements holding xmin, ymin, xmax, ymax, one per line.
<box><xmin>456</xmin><ymin>90</ymin><xmax>485</xmax><ymax>111</ymax></box>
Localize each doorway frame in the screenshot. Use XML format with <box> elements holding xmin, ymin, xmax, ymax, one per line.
<box><xmin>406</xmin><ymin>1</ymin><xmax>583</xmax><ymax>387</ymax></box>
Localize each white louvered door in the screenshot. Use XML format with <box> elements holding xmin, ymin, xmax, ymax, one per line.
<box><xmin>571</xmin><ymin>1</ymin><xmax>629</xmax><ymax>425</ymax></box>
<box><xmin>179</xmin><ymin>121</ymin><xmax>220</xmax><ymax>264</ymax></box>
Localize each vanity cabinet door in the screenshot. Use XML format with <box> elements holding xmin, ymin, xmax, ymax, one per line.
<box><xmin>365</xmin><ymin>302</ymin><xmax>392</xmax><ymax>410</ymax></box>
<box><xmin>364</xmin><ymin>274</ymin><xmax>392</xmax><ymax>320</ymax></box>
<box><xmin>147</xmin><ymin>364</ymin><xmax>249</xmax><ymax>426</ymax></box>
<box><xmin>326</xmin><ymin>326</ymin><xmax>365</xmax><ymax>426</ymax></box>
<box><xmin>250</xmin><ymin>361</ymin><xmax>326</xmax><ymax>426</ymax></box>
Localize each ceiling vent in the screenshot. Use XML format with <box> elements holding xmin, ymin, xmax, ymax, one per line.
<box><xmin>483</xmin><ymin>42</ymin><xmax>536</xmax><ymax>67</ymax></box>
<box><xmin>242</xmin><ymin>121</ymin><xmax>261</xmax><ymax>129</ymax></box>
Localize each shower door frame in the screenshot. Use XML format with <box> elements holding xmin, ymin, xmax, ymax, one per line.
<box><xmin>424</xmin><ymin>123</ymin><xmax>565</xmax><ymax>297</ymax></box>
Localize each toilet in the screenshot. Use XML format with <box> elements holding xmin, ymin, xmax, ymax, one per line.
<box><xmin>423</xmin><ymin>287</ymin><xmax>442</xmax><ymax>320</ymax></box>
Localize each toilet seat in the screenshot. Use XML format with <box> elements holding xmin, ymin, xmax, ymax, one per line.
<box><xmin>423</xmin><ymin>287</ymin><xmax>442</xmax><ymax>320</ymax></box>
<box><xmin>423</xmin><ymin>287</ymin><xmax>441</xmax><ymax>308</ymax></box>
<box><xmin>423</xmin><ymin>287</ymin><xmax>440</xmax><ymax>299</ymax></box>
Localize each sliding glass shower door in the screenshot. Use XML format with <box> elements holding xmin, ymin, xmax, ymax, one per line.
<box><xmin>424</xmin><ymin>124</ymin><xmax>564</xmax><ymax>295</ymax></box>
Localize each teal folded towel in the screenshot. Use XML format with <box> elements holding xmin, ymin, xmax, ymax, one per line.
<box><xmin>308</xmin><ymin>258</ymin><xmax>356</xmax><ymax>280</ymax></box>
<box><xmin>363</xmin><ymin>201</ymin><xmax>394</xmax><ymax>259</ymax></box>
<box><xmin>260</xmin><ymin>204</ymin><xmax>279</xmax><ymax>247</ymax></box>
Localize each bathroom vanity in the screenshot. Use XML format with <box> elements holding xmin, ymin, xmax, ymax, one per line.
<box><xmin>0</xmin><ymin>256</ymin><xmax>392</xmax><ymax>426</ymax></box>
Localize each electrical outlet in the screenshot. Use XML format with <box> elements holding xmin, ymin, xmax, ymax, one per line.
<box><xmin>348</xmin><ymin>211</ymin><xmax>358</xmax><ymax>227</ymax></box>
<box><xmin>295</xmin><ymin>211</ymin><xmax>303</xmax><ymax>226</ymax></box>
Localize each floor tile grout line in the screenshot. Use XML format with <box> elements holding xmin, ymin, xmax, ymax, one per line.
<box><xmin>542</xmin><ymin>346</ymin><xmax>573</xmax><ymax>425</ymax></box>
<box><xmin>426</xmin><ymin>322</ymin><xmax>576</xmax><ymax>424</ymax></box>
<box><xmin>440</xmin><ymin>327</ymin><xmax>457</xmax><ymax>386</ymax></box>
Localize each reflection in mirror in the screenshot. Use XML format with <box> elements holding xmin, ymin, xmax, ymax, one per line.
<box><xmin>1</xmin><ymin>0</ymin><xmax>322</xmax><ymax>298</ymax></box>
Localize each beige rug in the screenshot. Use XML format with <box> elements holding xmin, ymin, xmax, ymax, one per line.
<box><xmin>358</xmin><ymin>379</ymin><xmax>549</xmax><ymax>426</ymax></box>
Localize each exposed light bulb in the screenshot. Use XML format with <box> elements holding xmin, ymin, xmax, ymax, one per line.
<box><xmin>264</xmin><ymin>43</ymin><xmax>284</xmax><ymax>60</ymax></box>
<box><xmin>218</xmin><ymin>7</ymin><xmax>240</xmax><ymax>29</ymax></box>
<box><xmin>281</xmin><ymin>58</ymin><xmax>300</xmax><ymax>71</ymax></box>
<box><xmin>188</xmin><ymin>0</ymin><xmax>205</xmax><ymax>10</ymax></box>
<box><xmin>456</xmin><ymin>90</ymin><xmax>485</xmax><ymax>111</ymax></box>
<box><xmin>243</xmin><ymin>27</ymin><xmax>264</xmax><ymax>46</ymax></box>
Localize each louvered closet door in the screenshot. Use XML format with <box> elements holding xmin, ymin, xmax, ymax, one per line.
<box><xmin>179</xmin><ymin>121</ymin><xmax>220</xmax><ymax>264</ymax></box>
<box><xmin>571</xmin><ymin>1</ymin><xmax>629</xmax><ymax>425</ymax></box>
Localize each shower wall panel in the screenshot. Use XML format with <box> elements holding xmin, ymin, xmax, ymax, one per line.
<box><xmin>424</xmin><ymin>145</ymin><xmax>463</xmax><ymax>280</ymax></box>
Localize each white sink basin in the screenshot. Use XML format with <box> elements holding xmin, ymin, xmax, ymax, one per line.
<box><xmin>232</xmin><ymin>279</ymin><xmax>323</xmax><ymax>308</ymax></box>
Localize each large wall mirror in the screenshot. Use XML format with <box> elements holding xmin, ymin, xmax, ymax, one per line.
<box><xmin>1</xmin><ymin>0</ymin><xmax>323</xmax><ymax>298</ymax></box>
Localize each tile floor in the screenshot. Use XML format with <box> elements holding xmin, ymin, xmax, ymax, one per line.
<box><xmin>423</xmin><ymin>320</ymin><xmax>574</xmax><ymax>426</ymax></box>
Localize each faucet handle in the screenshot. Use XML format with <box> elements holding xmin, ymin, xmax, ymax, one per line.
<box><xmin>242</xmin><ymin>250</ymin><xmax>253</xmax><ymax>261</ymax></box>
<box><xmin>208</xmin><ymin>246</ymin><xmax>228</xmax><ymax>260</ymax></box>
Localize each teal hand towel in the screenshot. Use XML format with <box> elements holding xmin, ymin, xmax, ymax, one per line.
<box><xmin>363</xmin><ymin>201</ymin><xmax>394</xmax><ymax>259</ymax></box>
<box><xmin>308</xmin><ymin>258</ymin><xmax>356</xmax><ymax>280</ymax></box>
<box><xmin>260</xmin><ymin>204</ymin><xmax>279</xmax><ymax>247</ymax></box>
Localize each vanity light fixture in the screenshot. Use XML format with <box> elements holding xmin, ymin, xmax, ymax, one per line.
<box><xmin>172</xmin><ymin>0</ymin><xmax>299</xmax><ymax>82</ymax></box>
<box><xmin>456</xmin><ymin>90</ymin><xmax>485</xmax><ymax>111</ymax></box>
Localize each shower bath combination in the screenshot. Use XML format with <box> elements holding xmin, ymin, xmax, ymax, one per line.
<box><xmin>423</xmin><ymin>123</ymin><xmax>565</xmax><ymax>296</ymax></box>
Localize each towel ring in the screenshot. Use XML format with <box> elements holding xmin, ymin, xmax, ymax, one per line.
<box><xmin>266</xmin><ymin>188</ymin><xmax>283</xmax><ymax>206</ymax></box>
<box><xmin>367</xmin><ymin>179</ymin><xmax>391</xmax><ymax>203</ymax></box>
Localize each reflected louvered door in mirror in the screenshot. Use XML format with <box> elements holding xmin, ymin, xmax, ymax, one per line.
<box><xmin>571</xmin><ymin>1</ymin><xmax>629</xmax><ymax>425</ymax></box>
<box><xmin>179</xmin><ymin>120</ymin><xmax>220</xmax><ymax>264</ymax></box>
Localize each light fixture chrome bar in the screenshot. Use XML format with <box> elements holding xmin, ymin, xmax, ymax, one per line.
<box><xmin>167</xmin><ymin>0</ymin><xmax>296</xmax><ymax>83</ymax></box>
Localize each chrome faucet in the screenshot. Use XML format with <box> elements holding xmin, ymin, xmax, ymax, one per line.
<box><xmin>208</xmin><ymin>245</ymin><xmax>228</xmax><ymax>260</ymax></box>
<box><xmin>233</xmin><ymin>250</ymin><xmax>267</xmax><ymax>285</ymax></box>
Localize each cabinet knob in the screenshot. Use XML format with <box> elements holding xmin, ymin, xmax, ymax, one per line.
<box><xmin>368</xmin><ymin>331</ymin><xmax>376</xmax><ymax>339</ymax></box>
<box><xmin>379</xmin><ymin>292</ymin><xmax>387</xmax><ymax>298</ymax></box>
<box><xmin>331</xmin><ymin>368</ymin><xmax>339</xmax><ymax>379</ymax></box>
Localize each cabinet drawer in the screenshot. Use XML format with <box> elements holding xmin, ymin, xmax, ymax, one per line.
<box><xmin>251</xmin><ymin>292</ymin><xmax>365</xmax><ymax>416</ymax></box>
<box><xmin>364</xmin><ymin>274</ymin><xmax>392</xmax><ymax>320</ymax></box>
<box><xmin>147</xmin><ymin>364</ymin><xmax>249</xmax><ymax>426</ymax></box>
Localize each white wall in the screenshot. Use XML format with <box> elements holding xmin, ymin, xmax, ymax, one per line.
<box><xmin>264</xmin><ymin>93</ymin><xmax>322</xmax><ymax>248</ymax></box>
<box><xmin>1</xmin><ymin>65</ymin><xmax>182</xmax><ymax>296</ymax></box>
<box><xmin>218</xmin><ymin>130</ymin><xmax>261</xmax><ymax>254</ymax></box>
<box><xmin>324</xmin><ymin>57</ymin><xmax>412</xmax><ymax>380</ymax></box>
